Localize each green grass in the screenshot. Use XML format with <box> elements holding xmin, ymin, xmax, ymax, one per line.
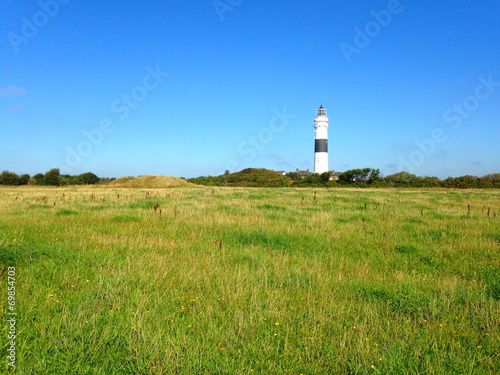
<box><xmin>0</xmin><ymin>186</ymin><xmax>499</xmax><ymax>374</ymax></box>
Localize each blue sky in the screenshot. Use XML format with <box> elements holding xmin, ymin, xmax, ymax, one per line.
<box><xmin>1</xmin><ymin>0</ymin><xmax>499</xmax><ymax>178</ymax></box>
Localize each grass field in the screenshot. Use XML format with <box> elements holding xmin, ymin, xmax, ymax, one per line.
<box><xmin>0</xmin><ymin>186</ymin><xmax>499</xmax><ymax>374</ymax></box>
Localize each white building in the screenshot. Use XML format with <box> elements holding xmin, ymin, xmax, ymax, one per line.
<box><xmin>314</xmin><ymin>105</ymin><xmax>329</xmax><ymax>174</ymax></box>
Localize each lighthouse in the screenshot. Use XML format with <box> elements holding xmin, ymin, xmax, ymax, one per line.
<box><xmin>314</xmin><ymin>105</ymin><xmax>329</xmax><ymax>174</ymax></box>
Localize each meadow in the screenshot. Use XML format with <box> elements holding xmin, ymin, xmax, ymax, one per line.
<box><xmin>0</xmin><ymin>186</ymin><xmax>499</xmax><ymax>374</ymax></box>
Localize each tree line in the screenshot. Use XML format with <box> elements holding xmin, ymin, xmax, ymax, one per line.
<box><xmin>188</xmin><ymin>168</ymin><xmax>500</xmax><ymax>188</ymax></box>
<box><xmin>0</xmin><ymin>169</ymin><xmax>114</xmax><ymax>186</ymax></box>
<box><xmin>1</xmin><ymin>168</ymin><xmax>498</xmax><ymax>188</ymax></box>
<box><xmin>292</xmin><ymin>169</ymin><xmax>499</xmax><ymax>188</ymax></box>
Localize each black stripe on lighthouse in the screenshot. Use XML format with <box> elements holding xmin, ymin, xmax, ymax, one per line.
<box><xmin>315</xmin><ymin>139</ymin><xmax>328</xmax><ymax>153</ymax></box>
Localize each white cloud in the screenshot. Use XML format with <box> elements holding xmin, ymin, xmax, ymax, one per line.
<box><xmin>0</xmin><ymin>85</ymin><xmax>26</xmax><ymax>97</ymax></box>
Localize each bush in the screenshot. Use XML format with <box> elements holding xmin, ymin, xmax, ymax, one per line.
<box><xmin>44</xmin><ymin>168</ymin><xmax>61</xmax><ymax>186</ymax></box>
<box><xmin>0</xmin><ymin>171</ymin><xmax>20</xmax><ymax>185</ymax></box>
<box><xmin>190</xmin><ymin>169</ymin><xmax>291</xmax><ymax>187</ymax></box>
<box><xmin>338</xmin><ymin>168</ymin><xmax>381</xmax><ymax>185</ymax></box>
<box><xmin>32</xmin><ymin>174</ymin><xmax>45</xmax><ymax>185</ymax></box>
<box><xmin>19</xmin><ymin>174</ymin><xmax>30</xmax><ymax>185</ymax></box>
<box><xmin>79</xmin><ymin>172</ymin><xmax>100</xmax><ymax>185</ymax></box>
<box><xmin>225</xmin><ymin>169</ymin><xmax>291</xmax><ymax>187</ymax></box>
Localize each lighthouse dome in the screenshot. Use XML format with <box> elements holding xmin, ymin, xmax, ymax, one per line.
<box><xmin>317</xmin><ymin>105</ymin><xmax>327</xmax><ymax>117</ymax></box>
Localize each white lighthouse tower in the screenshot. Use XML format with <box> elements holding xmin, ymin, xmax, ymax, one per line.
<box><xmin>314</xmin><ymin>105</ymin><xmax>329</xmax><ymax>174</ymax></box>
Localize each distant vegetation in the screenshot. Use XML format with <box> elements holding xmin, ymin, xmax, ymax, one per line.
<box><xmin>0</xmin><ymin>169</ymin><xmax>112</xmax><ymax>186</ymax></box>
<box><xmin>188</xmin><ymin>168</ymin><xmax>500</xmax><ymax>188</ymax></box>
<box><xmin>188</xmin><ymin>168</ymin><xmax>291</xmax><ymax>187</ymax></box>
<box><xmin>1</xmin><ymin>168</ymin><xmax>499</xmax><ymax>188</ymax></box>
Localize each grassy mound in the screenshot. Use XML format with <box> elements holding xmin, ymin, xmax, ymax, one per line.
<box><xmin>107</xmin><ymin>175</ymin><xmax>194</xmax><ymax>188</ymax></box>
<box><xmin>188</xmin><ymin>168</ymin><xmax>292</xmax><ymax>187</ymax></box>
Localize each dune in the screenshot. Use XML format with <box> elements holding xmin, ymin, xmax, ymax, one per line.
<box><xmin>107</xmin><ymin>175</ymin><xmax>194</xmax><ymax>188</ymax></box>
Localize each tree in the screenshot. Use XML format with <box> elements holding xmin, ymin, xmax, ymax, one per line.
<box><xmin>286</xmin><ymin>172</ymin><xmax>302</xmax><ymax>181</ymax></box>
<box><xmin>33</xmin><ymin>173</ymin><xmax>45</xmax><ymax>185</ymax></box>
<box><xmin>441</xmin><ymin>175</ymin><xmax>481</xmax><ymax>189</ymax></box>
<box><xmin>19</xmin><ymin>174</ymin><xmax>30</xmax><ymax>185</ymax></box>
<box><xmin>44</xmin><ymin>168</ymin><xmax>61</xmax><ymax>186</ymax></box>
<box><xmin>79</xmin><ymin>172</ymin><xmax>100</xmax><ymax>185</ymax></box>
<box><xmin>320</xmin><ymin>171</ymin><xmax>331</xmax><ymax>183</ymax></box>
<box><xmin>338</xmin><ymin>168</ymin><xmax>380</xmax><ymax>184</ymax></box>
<box><xmin>367</xmin><ymin>169</ymin><xmax>382</xmax><ymax>183</ymax></box>
<box><xmin>420</xmin><ymin>176</ymin><xmax>440</xmax><ymax>187</ymax></box>
<box><xmin>0</xmin><ymin>171</ymin><xmax>20</xmax><ymax>185</ymax></box>
<box><xmin>301</xmin><ymin>173</ymin><xmax>323</xmax><ymax>184</ymax></box>
<box><xmin>339</xmin><ymin>169</ymin><xmax>362</xmax><ymax>184</ymax></box>
<box><xmin>455</xmin><ymin>175</ymin><xmax>480</xmax><ymax>189</ymax></box>
<box><xmin>480</xmin><ymin>174</ymin><xmax>500</xmax><ymax>182</ymax></box>
<box><xmin>385</xmin><ymin>171</ymin><xmax>418</xmax><ymax>185</ymax></box>
<box><xmin>68</xmin><ymin>176</ymin><xmax>84</xmax><ymax>185</ymax></box>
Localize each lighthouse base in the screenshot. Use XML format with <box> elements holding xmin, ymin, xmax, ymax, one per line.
<box><xmin>314</xmin><ymin>152</ymin><xmax>329</xmax><ymax>174</ymax></box>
